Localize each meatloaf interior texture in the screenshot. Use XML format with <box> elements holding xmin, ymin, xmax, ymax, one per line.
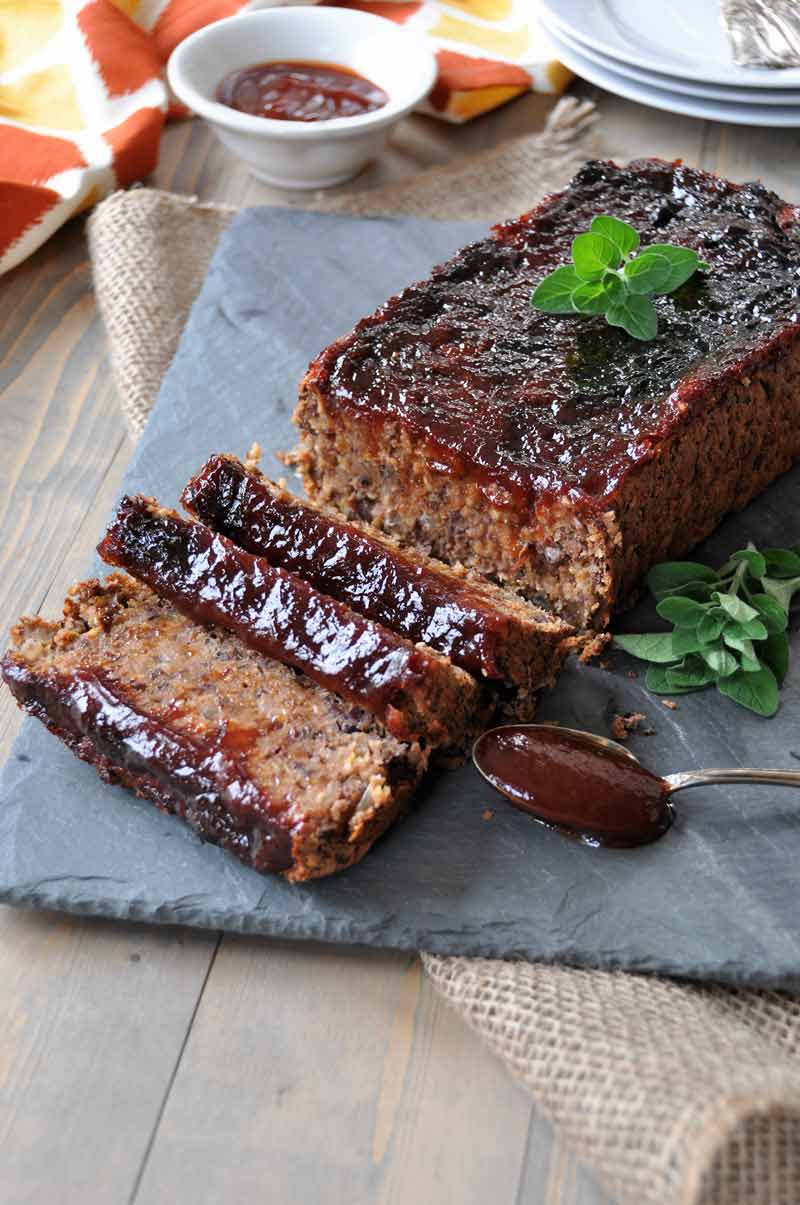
<box><xmin>293</xmin><ymin>158</ymin><xmax>800</xmax><ymax>628</ymax></box>
<box><xmin>182</xmin><ymin>453</ymin><xmax>574</xmax><ymax>704</ymax></box>
<box><xmin>1</xmin><ymin>575</ymin><xmax>427</xmax><ymax>881</ymax></box>
<box><xmin>98</xmin><ymin>495</ymin><xmax>484</xmax><ymax>751</ymax></box>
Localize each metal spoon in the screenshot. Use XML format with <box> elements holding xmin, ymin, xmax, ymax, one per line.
<box><xmin>472</xmin><ymin>722</ymin><xmax>800</xmax><ymax>848</ymax></box>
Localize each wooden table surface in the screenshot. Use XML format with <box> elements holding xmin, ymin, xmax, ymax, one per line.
<box><xmin>1</xmin><ymin>82</ymin><xmax>798</xmax><ymax>1205</ymax></box>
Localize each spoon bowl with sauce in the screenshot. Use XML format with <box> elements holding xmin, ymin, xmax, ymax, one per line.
<box><xmin>473</xmin><ymin>723</ymin><xmax>800</xmax><ymax>848</ymax></box>
<box><xmin>167</xmin><ymin>8</ymin><xmax>437</xmax><ymax>189</ymax></box>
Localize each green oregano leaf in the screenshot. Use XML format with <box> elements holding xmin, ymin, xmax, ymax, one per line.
<box><xmin>749</xmin><ymin>594</ymin><xmax>788</xmax><ymax>633</ymax></box>
<box><xmin>613</xmin><ymin>541</ymin><xmax>796</xmax><ymax>717</ymax></box>
<box><xmin>762</xmin><ymin>575</ymin><xmax>800</xmax><ymax>613</ymax></box>
<box><xmin>697</xmin><ymin>611</ymin><xmax>725</xmax><ymax>644</ymax></box>
<box><xmin>623</xmin><ymin>252</ymin><xmax>673</xmax><ymax>294</ymax></box>
<box><xmin>571</xmin><ymin>232</ymin><xmax>620</xmax><ymax>280</ymax></box>
<box><xmin>713</xmin><ymin>593</ymin><xmax>758</xmax><ymax>624</ymax></box>
<box><xmin>656</xmin><ymin>596</ymin><xmax>708</xmax><ymax>627</ymax></box>
<box><xmin>763</xmin><ymin>548</ymin><xmax>800</xmax><ymax>578</ymax></box>
<box><xmin>761</xmin><ymin>631</ymin><xmax>790</xmax><ymax>685</ymax></box>
<box><xmin>606</xmin><ymin>295</ymin><xmax>658</xmax><ymax>341</ymax></box>
<box><xmin>665</xmin><ymin>656</ymin><xmax>717</xmax><ymax>689</ymax></box>
<box><xmin>612</xmin><ymin>633</ymin><xmax>676</xmax><ymax>663</ymax></box>
<box><xmin>647</xmin><ymin>562</ymin><xmax>719</xmax><ymax>598</ymax></box>
<box><xmin>726</xmin><ymin>547</ymin><xmax>767</xmax><ymax>578</ymax></box>
<box><xmin>571</xmin><ymin>280</ymin><xmax>615</xmax><ymax>315</ymax></box>
<box><xmin>644</xmin><ymin>664</ymin><xmax>701</xmax><ymax>694</ymax></box>
<box><xmin>590</xmin><ymin>215</ymin><xmax>639</xmax><ymax>257</ymax></box>
<box><xmin>722</xmin><ymin>631</ymin><xmax>756</xmax><ymax>660</ymax></box>
<box><xmin>718</xmin><ymin>665</ymin><xmax>779</xmax><ymax>717</ymax></box>
<box><xmin>671</xmin><ymin>627</ymin><xmax>705</xmax><ymax>657</ymax></box>
<box><xmin>645</xmin><ymin>244</ymin><xmax>705</xmax><ymax>292</ymax></box>
<box><xmin>531</xmin><ymin>215</ymin><xmax>708</xmax><ymax>340</ymax></box>
<box><xmin>701</xmin><ymin>645</ymin><xmax>739</xmax><ymax>678</ymax></box>
<box><xmin>530</xmin><ymin>265</ymin><xmax>583</xmax><ymax>314</ymax></box>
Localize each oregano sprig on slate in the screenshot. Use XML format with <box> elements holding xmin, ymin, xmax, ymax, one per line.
<box><xmin>613</xmin><ymin>543</ymin><xmax>800</xmax><ymax>717</ymax></box>
<box><xmin>531</xmin><ymin>214</ymin><xmax>709</xmax><ymax>341</ymax></box>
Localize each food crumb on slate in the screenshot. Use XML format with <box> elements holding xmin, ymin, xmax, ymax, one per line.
<box><xmin>611</xmin><ymin>712</ymin><xmax>656</xmax><ymax>741</ymax></box>
<box><xmin>662</xmin><ymin>699</ymin><xmax>678</xmax><ymax>710</ymax></box>
<box><xmin>481</xmin><ymin>809</ymin><xmax>495</xmax><ymax>822</ymax></box>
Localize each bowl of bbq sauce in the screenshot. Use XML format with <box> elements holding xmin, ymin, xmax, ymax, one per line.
<box><xmin>167</xmin><ymin>8</ymin><xmax>437</xmax><ymax>189</ymax></box>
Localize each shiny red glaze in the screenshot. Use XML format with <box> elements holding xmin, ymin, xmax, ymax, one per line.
<box><xmin>308</xmin><ymin>158</ymin><xmax>800</xmax><ymax>513</ymax></box>
<box><xmin>183</xmin><ymin>454</ymin><xmax>521</xmax><ymax>680</ymax></box>
<box><xmin>1</xmin><ymin>660</ymin><xmax>294</xmax><ymax>872</ymax></box>
<box><xmin>97</xmin><ymin>496</ymin><xmax>433</xmax><ymax>730</ymax></box>
<box><xmin>215</xmin><ymin>59</ymin><xmax>388</xmax><ymax>122</ymax></box>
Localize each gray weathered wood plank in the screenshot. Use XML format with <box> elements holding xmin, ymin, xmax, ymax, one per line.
<box><xmin>0</xmin><ymin>908</ymin><xmax>215</xmax><ymax>1205</ymax></box>
<box><xmin>133</xmin><ymin>943</ymin><xmax>536</xmax><ymax>1205</ymax></box>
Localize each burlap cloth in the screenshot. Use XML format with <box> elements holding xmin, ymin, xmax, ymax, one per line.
<box><xmin>88</xmin><ymin>99</ymin><xmax>800</xmax><ymax>1205</ymax></box>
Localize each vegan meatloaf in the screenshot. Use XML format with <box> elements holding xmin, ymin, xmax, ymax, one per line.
<box><xmin>1</xmin><ymin>575</ymin><xmax>427</xmax><ymax>881</ymax></box>
<box><xmin>98</xmin><ymin>495</ymin><xmax>483</xmax><ymax>750</ymax></box>
<box><xmin>182</xmin><ymin>453</ymin><xmax>574</xmax><ymax>704</ymax></box>
<box><xmin>293</xmin><ymin>158</ymin><xmax>800</xmax><ymax>628</ymax></box>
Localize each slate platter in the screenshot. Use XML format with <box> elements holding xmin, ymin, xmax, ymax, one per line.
<box><xmin>2</xmin><ymin>207</ymin><xmax>800</xmax><ymax>988</ymax></box>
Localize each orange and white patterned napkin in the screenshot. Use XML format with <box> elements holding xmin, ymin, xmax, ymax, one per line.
<box><xmin>0</xmin><ymin>0</ymin><xmax>570</xmax><ymax>275</ymax></box>
<box><xmin>322</xmin><ymin>0</ymin><xmax>572</xmax><ymax>122</ymax></box>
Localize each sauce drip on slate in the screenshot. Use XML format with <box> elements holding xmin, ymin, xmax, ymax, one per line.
<box><xmin>473</xmin><ymin>725</ymin><xmax>673</xmax><ymax>847</ymax></box>
<box><xmin>216</xmin><ymin>60</ymin><xmax>389</xmax><ymax>122</ymax></box>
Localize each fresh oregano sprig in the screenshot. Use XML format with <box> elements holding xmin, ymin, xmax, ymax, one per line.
<box><xmin>613</xmin><ymin>543</ymin><xmax>800</xmax><ymax>717</ymax></box>
<box><xmin>531</xmin><ymin>214</ymin><xmax>709</xmax><ymax>341</ymax></box>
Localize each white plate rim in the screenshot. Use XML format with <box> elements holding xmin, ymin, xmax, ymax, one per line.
<box><xmin>546</xmin><ymin>23</ymin><xmax>800</xmax><ymax>127</ymax></box>
<box><xmin>545</xmin><ymin>15</ymin><xmax>800</xmax><ymax>105</ymax></box>
<box><xmin>541</xmin><ymin>0</ymin><xmax>800</xmax><ymax>89</ymax></box>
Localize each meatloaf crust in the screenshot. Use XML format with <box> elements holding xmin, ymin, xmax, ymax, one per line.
<box><xmin>293</xmin><ymin>158</ymin><xmax>800</xmax><ymax>627</ymax></box>
<box><xmin>98</xmin><ymin>495</ymin><xmax>483</xmax><ymax>750</ymax></box>
<box><xmin>182</xmin><ymin>453</ymin><xmax>574</xmax><ymax>699</ymax></box>
<box><xmin>1</xmin><ymin>575</ymin><xmax>427</xmax><ymax>882</ymax></box>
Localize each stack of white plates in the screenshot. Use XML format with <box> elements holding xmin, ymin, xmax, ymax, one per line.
<box><xmin>540</xmin><ymin>0</ymin><xmax>800</xmax><ymax>127</ymax></box>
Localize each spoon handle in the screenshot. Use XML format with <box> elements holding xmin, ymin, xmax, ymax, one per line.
<box><xmin>664</xmin><ymin>768</ymin><xmax>800</xmax><ymax>792</ymax></box>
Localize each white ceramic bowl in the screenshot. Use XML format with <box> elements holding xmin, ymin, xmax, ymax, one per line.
<box><xmin>167</xmin><ymin>8</ymin><xmax>437</xmax><ymax>190</ymax></box>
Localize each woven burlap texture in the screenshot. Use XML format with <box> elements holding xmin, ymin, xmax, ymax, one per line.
<box><xmin>88</xmin><ymin>97</ymin><xmax>800</xmax><ymax>1205</ymax></box>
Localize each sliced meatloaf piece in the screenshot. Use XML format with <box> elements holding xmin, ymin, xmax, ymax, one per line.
<box><xmin>182</xmin><ymin>453</ymin><xmax>574</xmax><ymax>704</ymax></box>
<box><xmin>1</xmin><ymin>575</ymin><xmax>427</xmax><ymax>882</ymax></box>
<box><xmin>293</xmin><ymin>158</ymin><xmax>800</xmax><ymax>628</ymax></box>
<box><xmin>98</xmin><ymin>495</ymin><xmax>483</xmax><ymax>750</ymax></box>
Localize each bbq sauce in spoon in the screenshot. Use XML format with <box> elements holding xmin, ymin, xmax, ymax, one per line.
<box><xmin>473</xmin><ymin>725</ymin><xmax>673</xmax><ymax>847</ymax></box>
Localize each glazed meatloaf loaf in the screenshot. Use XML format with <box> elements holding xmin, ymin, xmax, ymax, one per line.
<box><xmin>182</xmin><ymin>453</ymin><xmax>574</xmax><ymax>703</ymax></box>
<box><xmin>1</xmin><ymin>576</ymin><xmax>427</xmax><ymax>881</ymax></box>
<box><xmin>293</xmin><ymin>158</ymin><xmax>800</xmax><ymax>628</ymax></box>
<box><xmin>98</xmin><ymin>495</ymin><xmax>483</xmax><ymax>750</ymax></box>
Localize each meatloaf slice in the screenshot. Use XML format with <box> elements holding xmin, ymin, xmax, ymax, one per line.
<box><xmin>98</xmin><ymin>496</ymin><xmax>483</xmax><ymax>750</ymax></box>
<box><xmin>1</xmin><ymin>575</ymin><xmax>428</xmax><ymax>881</ymax></box>
<box><xmin>293</xmin><ymin>158</ymin><xmax>800</xmax><ymax>628</ymax></box>
<box><xmin>182</xmin><ymin>453</ymin><xmax>574</xmax><ymax>703</ymax></box>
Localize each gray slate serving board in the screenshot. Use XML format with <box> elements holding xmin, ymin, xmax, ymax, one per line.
<box><xmin>2</xmin><ymin>208</ymin><xmax>800</xmax><ymax>988</ymax></box>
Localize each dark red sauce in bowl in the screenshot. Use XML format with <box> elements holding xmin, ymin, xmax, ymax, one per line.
<box><xmin>216</xmin><ymin>60</ymin><xmax>389</xmax><ymax>122</ymax></box>
<box><xmin>473</xmin><ymin>724</ymin><xmax>673</xmax><ymax>848</ymax></box>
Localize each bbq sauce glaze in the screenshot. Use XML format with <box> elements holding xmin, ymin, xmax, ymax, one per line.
<box><xmin>216</xmin><ymin>60</ymin><xmax>389</xmax><ymax>122</ymax></box>
<box><xmin>473</xmin><ymin>724</ymin><xmax>673</xmax><ymax>847</ymax></box>
<box><xmin>2</xmin><ymin>660</ymin><xmax>294</xmax><ymax>873</ymax></box>
<box><xmin>182</xmin><ymin>453</ymin><xmax>549</xmax><ymax>681</ymax></box>
<box><xmin>310</xmin><ymin>158</ymin><xmax>800</xmax><ymax>512</ymax></box>
<box><xmin>97</xmin><ymin>495</ymin><xmax>444</xmax><ymax>738</ymax></box>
